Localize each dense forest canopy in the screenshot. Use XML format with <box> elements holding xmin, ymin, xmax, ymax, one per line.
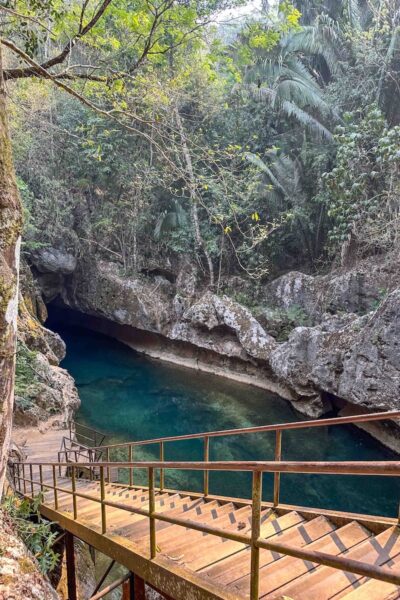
<box><xmin>2</xmin><ymin>0</ymin><xmax>399</xmax><ymax>290</ymax></box>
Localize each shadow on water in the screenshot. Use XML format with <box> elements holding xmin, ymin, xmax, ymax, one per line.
<box><xmin>49</xmin><ymin>312</ymin><xmax>400</xmax><ymax>518</ymax></box>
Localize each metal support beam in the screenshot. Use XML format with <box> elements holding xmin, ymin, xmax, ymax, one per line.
<box><xmin>133</xmin><ymin>574</ymin><xmax>145</xmax><ymax>600</ymax></box>
<box><xmin>65</xmin><ymin>532</ymin><xmax>77</xmax><ymax>600</ymax></box>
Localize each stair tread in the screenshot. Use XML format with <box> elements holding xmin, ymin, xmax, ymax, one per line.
<box><xmin>273</xmin><ymin>526</ymin><xmax>400</xmax><ymax>600</ymax></box>
<box><xmin>229</xmin><ymin>521</ymin><xmax>371</xmax><ymax>597</ymax></box>
<box><xmin>201</xmin><ymin>515</ymin><xmax>336</xmax><ymax>585</ymax></box>
<box><xmin>189</xmin><ymin>510</ymin><xmax>303</xmax><ymax>572</ymax></box>
<box><xmin>148</xmin><ymin>502</ymin><xmax>241</xmax><ymax>555</ymax></box>
<box><xmin>113</xmin><ymin>497</ymin><xmax>206</xmax><ymax>538</ymax></box>
<box><xmin>338</xmin><ymin>574</ymin><xmax>400</xmax><ymax>600</ymax></box>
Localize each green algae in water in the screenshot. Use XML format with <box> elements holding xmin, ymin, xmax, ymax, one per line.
<box><xmin>54</xmin><ymin>321</ymin><xmax>400</xmax><ymax>518</ymax></box>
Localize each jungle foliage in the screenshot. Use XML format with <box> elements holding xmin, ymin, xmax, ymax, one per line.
<box><xmin>3</xmin><ymin>0</ymin><xmax>400</xmax><ymax>284</ymax></box>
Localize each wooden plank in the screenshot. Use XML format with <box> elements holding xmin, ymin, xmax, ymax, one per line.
<box><xmin>230</xmin><ymin>521</ymin><xmax>371</xmax><ymax>597</ymax></box>
<box><xmin>134</xmin><ymin>501</ymin><xmax>227</xmax><ymax>548</ymax></box>
<box><xmin>336</xmin><ymin>575</ymin><xmax>400</xmax><ymax>600</ymax></box>
<box><xmin>274</xmin><ymin>526</ymin><xmax>400</xmax><ymax>600</ymax></box>
<box><xmin>183</xmin><ymin>509</ymin><xmax>280</xmax><ymax>572</ymax></box>
<box><xmin>201</xmin><ymin>515</ymin><xmax>335</xmax><ymax>585</ymax></box>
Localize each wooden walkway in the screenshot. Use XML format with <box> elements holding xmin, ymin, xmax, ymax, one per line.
<box><xmin>12</xmin><ymin>413</ymin><xmax>400</xmax><ymax>600</ymax></box>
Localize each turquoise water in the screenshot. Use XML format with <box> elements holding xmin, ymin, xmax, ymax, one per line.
<box><xmin>51</xmin><ymin>316</ymin><xmax>400</xmax><ymax>517</ymax></box>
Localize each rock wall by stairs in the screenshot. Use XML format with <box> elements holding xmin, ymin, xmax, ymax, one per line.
<box><xmin>15</xmin><ymin>261</ymin><xmax>80</xmax><ymax>429</ymax></box>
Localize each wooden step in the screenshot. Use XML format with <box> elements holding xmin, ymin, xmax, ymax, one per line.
<box><xmin>201</xmin><ymin>515</ymin><xmax>336</xmax><ymax>586</ymax></box>
<box><xmin>338</xmin><ymin>576</ymin><xmax>400</xmax><ymax>600</ymax></box>
<box><xmin>229</xmin><ymin>521</ymin><xmax>371</xmax><ymax>597</ymax></box>
<box><xmin>134</xmin><ymin>500</ymin><xmax>227</xmax><ymax>548</ymax></box>
<box><xmin>275</xmin><ymin>526</ymin><xmax>400</xmax><ymax>600</ymax></box>
<box><xmin>339</xmin><ymin>576</ymin><xmax>400</xmax><ymax>600</ymax></box>
<box><xmin>112</xmin><ymin>496</ymin><xmax>205</xmax><ymax>539</ymax></box>
<box><xmin>100</xmin><ymin>494</ymin><xmax>183</xmax><ymax>530</ymax></box>
<box><xmin>153</xmin><ymin>502</ymin><xmax>240</xmax><ymax>557</ymax></box>
<box><xmin>185</xmin><ymin>508</ymin><xmax>283</xmax><ymax>572</ymax></box>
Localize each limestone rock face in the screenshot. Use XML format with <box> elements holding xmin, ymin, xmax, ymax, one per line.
<box><xmin>62</xmin><ymin>259</ymin><xmax>173</xmax><ymax>333</ymax></box>
<box><xmin>15</xmin><ymin>262</ymin><xmax>80</xmax><ymax>429</ymax></box>
<box><xmin>0</xmin><ymin>510</ymin><xmax>59</xmax><ymax>600</ymax></box>
<box><xmin>337</xmin><ymin>290</ymin><xmax>400</xmax><ymax>411</ymax></box>
<box><xmin>183</xmin><ymin>292</ymin><xmax>276</xmax><ymax>360</ymax></box>
<box><xmin>271</xmin><ymin>292</ymin><xmax>400</xmax><ymax>413</ymax></box>
<box><xmin>264</xmin><ymin>255</ymin><xmax>399</xmax><ymax>321</ymax></box>
<box><xmin>14</xmin><ymin>353</ymin><xmax>80</xmax><ymax>428</ymax></box>
<box><xmin>31</xmin><ymin>247</ymin><xmax>77</xmax><ymax>274</ymax></box>
<box><xmin>31</xmin><ymin>251</ymin><xmax>400</xmax><ymax>420</ymax></box>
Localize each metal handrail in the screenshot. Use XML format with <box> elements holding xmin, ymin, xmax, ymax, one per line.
<box><xmin>11</xmin><ymin>456</ymin><xmax>400</xmax><ymax>600</ymax></box>
<box><xmin>13</xmin><ymin>459</ymin><xmax>400</xmax><ymax>475</ymax></box>
<box><xmin>88</xmin><ymin>409</ymin><xmax>400</xmax><ymax>451</ymax></box>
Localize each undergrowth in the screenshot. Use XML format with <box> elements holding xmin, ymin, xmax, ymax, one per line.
<box><xmin>2</xmin><ymin>493</ymin><xmax>59</xmax><ymax>573</ymax></box>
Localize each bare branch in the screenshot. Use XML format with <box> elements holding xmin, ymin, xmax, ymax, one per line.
<box><xmin>0</xmin><ymin>6</ymin><xmax>54</xmax><ymax>34</ymax></box>
<box><xmin>4</xmin><ymin>0</ymin><xmax>113</xmax><ymax>80</ymax></box>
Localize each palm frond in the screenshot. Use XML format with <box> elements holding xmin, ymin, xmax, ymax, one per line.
<box><xmin>281</xmin><ymin>101</ymin><xmax>333</xmax><ymax>140</ymax></box>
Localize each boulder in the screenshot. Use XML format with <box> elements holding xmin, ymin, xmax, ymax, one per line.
<box><xmin>32</xmin><ymin>247</ymin><xmax>77</xmax><ymax>275</ymax></box>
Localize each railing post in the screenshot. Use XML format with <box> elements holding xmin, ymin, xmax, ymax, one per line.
<box><xmin>100</xmin><ymin>466</ymin><xmax>106</xmax><ymax>534</ymax></box>
<box><xmin>52</xmin><ymin>465</ymin><xmax>58</xmax><ymax>510</ymax></box>
<box><xmin>29</xmin><ymin>464</ymin><xmax>34</xmax><ymax>496</ymax></box>
<box><xmin>250</xmin><ymin>470</ymin><xmax>262</xmax><ymax>600</ymax></box>
<box><xmin>106</xmin><ymin>448</ymin><xmax>110</xmax><ymax>483</ymax></box>
<box><xmin>39</xmin><ymin>464</ymin><xmax>44</xmax><ymax>495</ymax></box>
<box><xmin>65</xmin><ymin>532</ymin><xmax>77</xmax><ymax>600</ymax></box>
<box><xmin>159</xmin><ymin>442</ymin><xmax>164</xmax><ymax>492</ymax></box>
<box><xmin>129</xmin><ymin>445</ymin><xmax>133</xmax><ymax>487</ymax></box>
<box><xmin>148</xmin><ymin>467</ymin><xmax>156</xmax><ymax>559</ymax></box>
<box><xmin>16</xmin><ymin>463</ymin><xmax>21</xmax><ymax>492</ymax></box>
<box><xmin>273</xmin><ymin>429</ymin><xmax>282</xmax><ymax>507</ymax></box>
<box><xmin>204</xmin><ymin>436</ymin><xmax>210</xmax><ymax>497</ymax></box>
<box><xmin>22</xmin><ymin>463</ymin><xmax>26</xmax><ymax>495</ymax></box>
<box><xmin>58</xmin><ymin>452</ymin><xmax>62</xmax><ymax>476</ymax></box>
<box><xmin>10</xmin><ymin>463</ymin><xmax>16</xmax><ymax>490</ymax></box>
<box><xmin>71</xmin><ymin>465</ymin><xmax>77</xmax><ymax>520</ymax></box>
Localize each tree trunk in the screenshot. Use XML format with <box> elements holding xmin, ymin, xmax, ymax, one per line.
<box><xmin>174</xmin><ymin>108</ymin><xmax>214</xmax><ymax>288</ymax></box>
<box><xmin>0</xmin><ymin>43</ymin><xmax>23</xmax><ymax>497</ymax></box>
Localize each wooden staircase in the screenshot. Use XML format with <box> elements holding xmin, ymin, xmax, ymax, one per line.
<box><xmin>11</xmin><ymin>411</ymin><xmax>400</xmax><ymax>600</ymax></box>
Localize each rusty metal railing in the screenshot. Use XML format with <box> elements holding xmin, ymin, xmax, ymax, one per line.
<box><xmin>11</xmin><ymin>458</ymin><xmax>400</xmax><ymax>600</ymax></box>
<box><xmin>84</xmin><ymin>410</ymin><xmax>400</xmax><ymax>504</ymax></box>
<box><xmin>58</xmin><ymin>436</ymin><xmax>104</xmax><ymax>476</ymax></box>
<box><xmin>70</xmin><ymin>420</ymin><xmax>106</xmax><ymax>448</ymax></box>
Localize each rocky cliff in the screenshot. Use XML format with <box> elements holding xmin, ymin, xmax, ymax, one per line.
<box><xmin>28</xmin><ymin>247</ymin><xmax>400</xmax><ymax>434</ymax></box>
<box><xmin>14</xmin><ymin>261</ymin><xmax>80</xmax><ymax>429</ymax></box>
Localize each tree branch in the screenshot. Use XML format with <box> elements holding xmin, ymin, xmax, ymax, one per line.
<box><xmin>3</xmin><ymin>0</ymin><xmax>113</xmax><ymax>80</ymax></box>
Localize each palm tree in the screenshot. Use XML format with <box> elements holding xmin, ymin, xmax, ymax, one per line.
<box><xmin>243</xmin><ymin>16</ymin><xmax>341</xmax><ymax>139</ymax></box>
